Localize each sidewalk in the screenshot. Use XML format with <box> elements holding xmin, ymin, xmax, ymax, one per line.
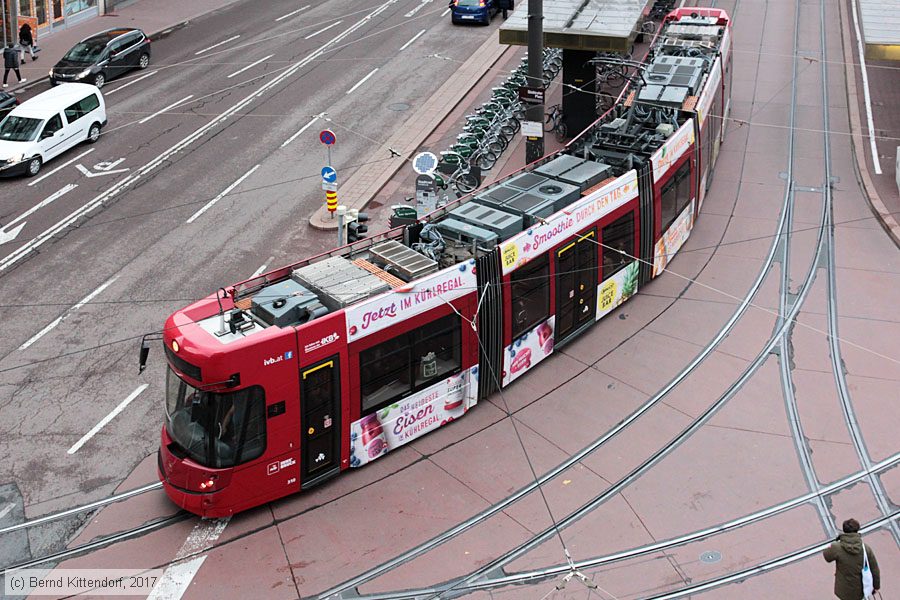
<box><xmin>5</xmin><ymin>0</ymin><xmax>243</xmax><ymax>92</ymax></box>
<box><xmin>838</xmin><ymin>0</ymin><xmax>900</xmax><ymax>247</ymax></box>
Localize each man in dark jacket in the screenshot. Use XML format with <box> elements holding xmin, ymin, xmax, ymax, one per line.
<box><xmin>3</xmin><ymin>44</ymin><xmax>26</xmax><ymax>88</ymax></box>
<box><xmin>823</xmin><ymin>518</ymin><xmax>881</xmax><ymax>600</ymax></box>
<box><xmin>497</xmin><ymin>0</ymin><xmax>513</xmax><ymax>19</ymax></box>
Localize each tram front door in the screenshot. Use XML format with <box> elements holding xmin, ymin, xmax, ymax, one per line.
<box><xmin>555</xmin><ymin>230</ymin><xmax>597</xmax><ymax>341</ymax></box>
<box><xmin>300</xmin><ymin>356</ymin><xmax>341</xmax><ymax>488</ymax></box>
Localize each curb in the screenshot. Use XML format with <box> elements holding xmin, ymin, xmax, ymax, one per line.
<box><xmin>837</xmin><ymin>0</ymin><xmax>900</xmax><ymax>248</ymax></box>
<box><xmin>309</xmin><ymin>33</ymin><xmax>513</xmax><ymax>231</ymax></box>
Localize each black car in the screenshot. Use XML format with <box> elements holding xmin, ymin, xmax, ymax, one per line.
<box><xmin>50</xmin><ymin>28</ymin><xmax>151</xmax><ymax>89</ymax></box>
<box><xmin>0</xmin><ymin>91</ymin><xmax>17</xmax><ymax>118</ymax></box>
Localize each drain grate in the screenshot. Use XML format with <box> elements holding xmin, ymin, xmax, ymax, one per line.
<box><xmin>699</xmin><ymin>550</ymin><xmax>722</xmax><ymax>564</ymax></box>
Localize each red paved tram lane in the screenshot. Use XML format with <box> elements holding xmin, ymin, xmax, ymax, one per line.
<box><xmin>34</xmin><ymin>0</ymin><xmax>900</xmax><ymax>598</ymax></box>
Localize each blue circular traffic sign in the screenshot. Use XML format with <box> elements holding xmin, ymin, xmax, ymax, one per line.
<box><xmin>319</xmin><ymin>129</ymin><xmax>336</xmax><ymax>145</ymax></box>
<box><xmin>321</xmin><ymin>166</ymin><xmax>337</xmax><ymax>183</ymax></box>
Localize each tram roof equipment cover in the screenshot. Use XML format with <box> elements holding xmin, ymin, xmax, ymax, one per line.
<box><xmin>858</xmin><ymin>0</ymin><xmax>900</xmax><ymax>60</ymax></box>
<box><xmin>499</xmin><ymin>0</ymin><xmax>651</xmax><ymax>52</ymax></box>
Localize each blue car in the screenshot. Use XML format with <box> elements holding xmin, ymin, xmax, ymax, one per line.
<box><xmin>450</xmin><ymin>0</ymin><xmax>499</xmax><ymax>25</ymax></box>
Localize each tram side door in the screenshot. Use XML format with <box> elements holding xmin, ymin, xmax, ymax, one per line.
<box><xmin>555</xmin><ymin>230</ymin><xmax>597</xmax><ymax>341</ymax></box>
<box><xmin>300</xmin><ymin>356</ymin><xmax>341</xmax><ymax>488</ymax></box>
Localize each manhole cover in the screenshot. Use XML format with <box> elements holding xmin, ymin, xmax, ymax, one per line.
<box><xmin>388</xmin><ymin>103</ymin><xmax>410</xmax><ymax>112</ymax></box>
<box><xmin>700</xmin><ymin>550</ymin><xmax>722</xmax><ymax>564</ymax></box>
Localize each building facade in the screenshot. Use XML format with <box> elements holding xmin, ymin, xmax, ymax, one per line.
<box><xmin>2</xmin><ymin>0</ymin><xmax>116</xmax><ymax>45</ymax></box>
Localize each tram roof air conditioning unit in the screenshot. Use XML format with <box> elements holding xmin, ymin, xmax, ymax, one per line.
<box><xmin>436</xmin><ymin>218</ymin><xmax>498</xmax><ymax>247</ymax></box>
<box><xmin>535</xmin><ymin>154</ymin><xmax>587</xmax><ymax>179</ymax></box>
<box><xmin>646</xmin><ymin>56</ymin><xmax>705</xmax><ymax>94</ymax></box>
<box><xmin>292</xmin><ymin>256</ymin><xmax>390</xmax><ymax>310</ymax></box>
<box><xmin>251</xmin><ymin>279</ymin><xmax>326</xmax><ymax>328</ymax></box>
<box><xmin>665</xmin><ymin>24</ymin><xmax>722</xmax><ymax>42</ymax></box>
<box><xmin>369</xmin><ymin>239</ymin><xmax>438</xmax><ymax>282</ymax></box>
<box><xmin>449</xmin><ymin>202</ymin><xmax>524</xmax><ymax>241</ymax></box>
<box><xmin>504</xmin><ymin>172</ymin><xmax>550</xmax><ymax>192</ymax></box>
<box><xmin>474</xmin><ymin>184</ymin><xmax>522</xmax><ymax>212</ymax></box>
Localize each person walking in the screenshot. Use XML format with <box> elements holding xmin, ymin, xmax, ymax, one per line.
<box><xmin>3</xmin><ymin>44</ymin><xmax>26</xmax><ymax>88</ymax></box>
<box><xmin>823</xmin><ymin>518</ymin><xmax>881</xmax><ymax>600</ymax></box>
<box><xmin>19</xmin><ymin>23</ymin><xmax>36</xmax><ymax>62</ymax></box>
<box><xmin>498</xmin><ymin>0</ymin><xmax>513</xmax><ymax>19</ymax></box>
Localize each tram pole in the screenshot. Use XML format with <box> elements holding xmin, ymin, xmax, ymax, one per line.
<box><xmin>525</xmin><ymin>0</ymin><xmax>544</xmax><ymax>164</ymax></box>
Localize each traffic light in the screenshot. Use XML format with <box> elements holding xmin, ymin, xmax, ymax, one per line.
<box><xmin>347</xmin><ymin>211</ymin><xmax>369</xmax><ymax>243</ymax></box>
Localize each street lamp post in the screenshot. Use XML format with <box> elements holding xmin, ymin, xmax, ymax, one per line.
<box><xmin>525</xmin><ymin>0</ymin><xmax>544</xmax><ymax>164</ymax></box>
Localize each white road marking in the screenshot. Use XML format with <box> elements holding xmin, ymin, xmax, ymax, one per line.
<box><xmin>405</xmin><ymin>0</ymin><xmax>433</xmax><ymax>18</ymax></box>
<box><xmin>67</xmin><ymin>384</ymin><xmax>149</xmax><ymax>454</ymax></box>
<box><xmin>346</xmin><ymin>68</ymin><xmax>379</xmax><ymax>94</ymax></box>
<box><xmin>304</xmin><ymin>20</ymin><xmax>342</xmax><ymax>39</ymax></box>
<box><xmin>849</xmin><ymin>0</ymin><xmax>882</xmax><ymax>174</ymax></box>
<box><xmin>399</xmin><ymin>29</ymin><xmax>426</xmax><ymax>51</ymax></box>
<box><xmin>147</xmin><ymin>518</ymin><xmax>230</xmax><ymax>600</ymax></box>
<box><xmin>275</xmin><ymin>5</ymin><xmax>309</xmax><ymax>21</ymax></box>
<box><xmin>0</xmin><ymin>0</ymin><xmax>402</xmax><ymax>275</ymax></box>
<box><xmin>0</xmin><ymin>503</ymin><xmax>14</xmax><ymax>521</ymax></box>
<box><xmin>281</xmin><ymin>113</ymin><xmax>321</xmax><ymax>147</ymax></box>
<box><xmin>226</xmin><ymin>54</ymin><xmax>275</xmax><ymax>79</ymax></box>
<box><xmin>0</xmin><ymin>184</ymin><xmax>77</xmax><ymax>245</ymax></box>
<box><xmin>20</xmin><ymin>276</ymin><xmax>119</xmax><ymax>351</ymax></box>
<box><xmin>27</xmin><ymin>148</ymin><xmax>94</xmax><ymax>186</ymax></box>
<box><xmin>76</xmin><ymin>163</ymin><xmax>129</xmax><ymax>177</ymax></box>
<box><xmin>250</xmin><ymin>262</ymin><xmax>269</xmax><ymax>278</ymax></box>
<box><xmin>194</xmin><ymin>35</ymin><xmax>240</xmax><ymax>55</ymax></box>
<box><xmin>187</xmin><ymin>165</ymin><xmax>260</xmax><ymax>223</ymax></box>
<box><xmin>441</xmin><ymin>7</ymin><xmax>450</xmax><ymax>17</ymax></box>
<box><xmin>105</xmin><ymin>70</ymin><xmax>158</xmax><ymax>95</ymax></box>
<box><xmin>138</xmin><ymin>95</ymin><xmax>195</xmax><ymax>124</ymax></box>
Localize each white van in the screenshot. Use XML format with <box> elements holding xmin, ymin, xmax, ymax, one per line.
<box><xmin>0</xmin><ymin>83</ymin><xmax>106</xmax><ymax>178</ymax></box>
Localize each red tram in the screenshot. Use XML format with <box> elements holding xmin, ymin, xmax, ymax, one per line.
<box><xmin>156</xmin><ymin>8</ymin><xmax>732</xmax><ymax>516</ymax></box>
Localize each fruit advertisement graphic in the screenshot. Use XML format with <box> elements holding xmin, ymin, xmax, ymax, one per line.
<box><xmin>596</xmin><ymin>260</ymin><xmax>639</xmax><ymax>320</ymax></box>
<box><xmin>502</xmin><ymin>317</ymin><xmax>556</xmax><ymax>386</ymax></box>
<box><xmin>652</xmin><ymin>200</ymin><xmax>695</xmax><ymax>277</ymax></box>
<box><xmin>348</xmin><ymin>366</ymin><xmax>478</xmax><ymax>467</ymax></box>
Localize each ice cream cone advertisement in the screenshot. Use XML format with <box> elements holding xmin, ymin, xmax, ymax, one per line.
<box><xmin>596</xmin><ymin>261</ymin><xmax>640</xmax><ymax>320</ymax></box>
<box><xmin>502</xmin><ymin>317</ymin><xmax>556</xmax><ymax>386</ymax></box>
<box><xmin>349</xmin><ymin>367</ymin><xmax>478</xmax><ymax>467</ymax></box>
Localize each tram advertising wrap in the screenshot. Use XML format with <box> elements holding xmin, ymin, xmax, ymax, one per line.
<box><xmin>502</xmin><ymin>317</ymin><xmax>556</xmax><ymax>386</ymax></box>
<box><xmin>653</xmin><ymin>200</ymin><xmax>695</xmax><ymax>277</ymax></box>
<box><xmin>596</xmin><ymin>261</ymin><xmax>640</xmax><ymax>320</ymax></box>
<box><xmin>349</xmin><ymin>367</ymin><xmax>479</xmax><ymax>467</ymax></box>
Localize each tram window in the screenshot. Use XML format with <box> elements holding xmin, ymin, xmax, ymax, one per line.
<box><xmin>360</xmin><ymin>314</ymin><xmax>462</xmax><ymax>413</ymax></box>
<box><xmin>413</xmin><ymin>315</ymin><xmax>462</xmax><ymax>387</ymax></box>
<box><xmin>510</xmin><ymin>254</ymin><xmax>550</xmax><ymax>339</ymax></box>
<box><xmin>602</xmin><ymin>212</ymin><xmax>635</xmax><ymax>279</ymax></box>
<box><xmin>165</xmin><ymin>368</ymin><xmax>266</xmax><ymax>469</ymax></box>
<box><xmin>360</xmin><ymin>336</ymin><xmax>411</xmax><ymax>413</ymax></box>
<box><xmin>660</xmin><ymin>161</ymin><xmax>692</xmax><ymax>233</ymax></box>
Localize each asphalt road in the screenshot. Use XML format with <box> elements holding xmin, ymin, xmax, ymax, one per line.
<box><xmin>0</xmin><ymin>0</ymin><xmax>499</xmax><ymax>534</ymax></box>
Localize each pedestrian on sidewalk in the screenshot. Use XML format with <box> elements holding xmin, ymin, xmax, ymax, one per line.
<box><xmin>498</xmin><ymin>0</ymin><xmax>513</xmax><ymax>19</ymax></box>
<box><xmin>19</xmin><ymin>23</ymin><xmax>37</xmax><ymax>62</ymax></box>
<box><xmin>823</xmin><ymin>518</ymin><xmax>881</xmax><ymax>600</ymax></box>
<box><xmin>3</xmin><ymin>44</ymin><xmax>26</xmax><ymax>88</ymax></box>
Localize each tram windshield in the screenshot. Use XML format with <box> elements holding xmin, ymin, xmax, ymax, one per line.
<box><xmin>165</xmin><ymin>368</ymin><xmax>266</xmax><ymax>469</ymax></box>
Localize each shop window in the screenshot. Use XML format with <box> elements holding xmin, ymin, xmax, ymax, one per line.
<box><xmin>660</xmin><ymin>160</ymin><xmax>692</xmax><ymax>233</ymax></box>
<box><xmin>602</xmin><ymin>212</ymin><xmax>635</xmax><ymax>279</ymax></box>
<box><xmin>510</xmin><ymin>254</ymin><xmax>550</xmax><ymax>339</ymax></box>
<box><xmin>360</xmin><ymin>314</ymin><xmax>462</xmax><ymax>413</ymax></box>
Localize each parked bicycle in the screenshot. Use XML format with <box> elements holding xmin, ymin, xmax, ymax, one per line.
<box><xmin>544</xmin><ymin>103</ymin><xmax>568</xmax><ymax>142</ymax></box>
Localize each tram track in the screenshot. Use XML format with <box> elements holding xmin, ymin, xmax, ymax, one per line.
<box><xmin>343</xmin><ymin>0</ymin><xmax>893</xmax><ymax>597</ymax></box>
<box><xmin>774</xmin><ymin>0</ymin><xmax>836</xmax><ymax>537</ymax></box>
<box><xmin>309</xmin><ymin>453</ymin><xmax>900</xmax><ymax>598</ymax></box>
<box><xmin>818</xmin><ymin>0</ymin><xmax>900</xmax><ymax>546</ymax></box>
<box><xmin>1</xmin><ymin>512</ymin><xmax>189</xmax><ymax>575</ymax></box>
